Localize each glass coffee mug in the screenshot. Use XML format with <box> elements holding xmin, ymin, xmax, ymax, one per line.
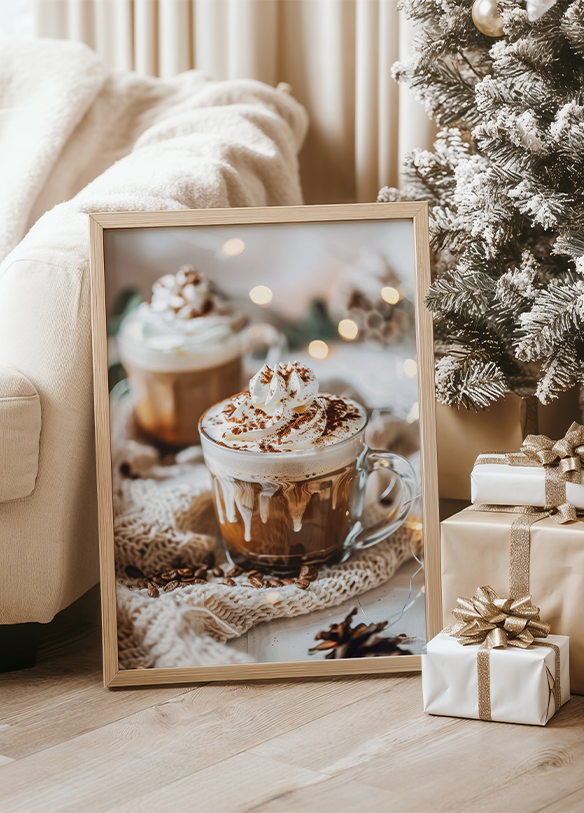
<box><xmin>199</xmin><ymin>402</ymin><xmax>418</xmax><ymax>573</ymax></box>
<box><xmin>118</xmin><ymin>317</ymin><xmax>285</xmax><ymax>448</ymax></box>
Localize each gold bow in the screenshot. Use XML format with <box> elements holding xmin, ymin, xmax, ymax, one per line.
<box><xmin>449</xmin><ymin>585</ymin><xmax>551</xmax><ymax>650</ymax></box>
<box><xmin>518</xmin><ymin>421</ymin><xmax>584</xmax><ymax>475</ymax></box>
<box><xmin>502</xmin><ymin>421</ymin><xmax>584</xmax><ymax>520</ymax></box>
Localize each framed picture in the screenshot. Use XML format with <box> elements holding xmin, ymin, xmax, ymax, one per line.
<box><xmin>89</xmin><ymin>203</ymin><xmax>440</xmax><ymax>687</ymax></box>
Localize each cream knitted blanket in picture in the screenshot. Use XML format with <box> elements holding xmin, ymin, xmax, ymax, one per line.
<box><xmin>113</xmin><ymin>393</ymin><xmax>422</xmax><ymax>669</ymax></box>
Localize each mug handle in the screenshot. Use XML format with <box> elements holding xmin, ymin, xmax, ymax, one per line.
<box><xmin>348</xmin><ymin>449</ymin><xmax>418</xmax><ymax>550</ymax></box>
<box><xmin>242</xmin><ymin>323</ymin><xmax>288</xmax><ymax>372</ymax></box>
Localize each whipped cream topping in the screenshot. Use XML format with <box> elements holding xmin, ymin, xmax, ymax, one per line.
<box><xmin>150</xmin><ymin>266</ymin><xmax>215</xmax><ymax>321</ymax></box>
<box><xmin>201</xmin><ymin>362</ymin><xmax>366</xmax><ymax>452</ymax></box>
<box><xmin>118</xmin><ymin>267</ymin><xmax>245</xmax><ymax>372</ymax></box>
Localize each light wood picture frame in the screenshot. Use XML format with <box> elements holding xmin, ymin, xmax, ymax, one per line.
<box><xmin>89</xmin><ymin>203</ymin><xmax>440</xmax><ymax>688</ymax></box>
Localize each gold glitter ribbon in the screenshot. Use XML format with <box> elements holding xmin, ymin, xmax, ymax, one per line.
<box><xmin>445</xmin><ymin>586</ymin><xmax>561</xmax><ymax>722</ymax></box>
<box><xmin>468</xmin><ymin>505</ymin><xmax>551</xmax><ymax>597</ymax></box>
<box><xmin>476</xmin><ymin>421</ymin><xmax>584</xmax><ymax>517</ymax></box>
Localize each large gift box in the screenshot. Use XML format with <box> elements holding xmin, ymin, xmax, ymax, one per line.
<box><xmin>423</xmin><ymin>631</ymin><xmax>570</xmax><ymax>725</ymax></box>
<box><xmin>441</xmin><ymin>509</ymin><xmax>584</xmax><ymax>693</ymax></box>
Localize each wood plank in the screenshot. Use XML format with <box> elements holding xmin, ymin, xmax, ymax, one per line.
<box><xmin>251</xmin><ymin>680</ymin><xmax>584</xmax><ymax>813</ymax></box>
<box><xmin>0</xmin><ymin>672</ymin><xmax>393</xmax><ymax>812</ymax></box>
<box><xmin>538</xmin><ymin>786</ymin><xmax>584</xmax><ymax>812</ymax></box>
<box><xmin>108</xmin><ymin>752</ymin><xmax>328</xmax><ymax>813</ymax></box>
<box><xmin>0</xmin><ymin>618</ymin><xmax>189</xmax><ymax>760</ymax></box>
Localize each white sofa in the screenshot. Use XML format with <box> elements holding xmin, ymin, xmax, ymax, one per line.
<box><xmin>0</xmin><ymin>41</ymin><xmax>307</xmax><ymax>668</ymax></box>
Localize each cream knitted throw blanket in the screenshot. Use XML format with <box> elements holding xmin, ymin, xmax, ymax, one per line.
<box><xmin>113</xmin><ymin>394</ymin><xmax>421</xmax><ymax>668</ymax></box>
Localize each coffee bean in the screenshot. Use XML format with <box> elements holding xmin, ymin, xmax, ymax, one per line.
<box><xmin>164</xmin><ymin>580</ymin><xmax>180</xmax><ymax>592</ymax></box>
<box><xmin>177</xmin><ymin>568</ymin><xmax>193</xmax><ymax>578</ymax></box>
<box><xmin>212</xmin><ymin>566</ymin><xmax>224</xmax><ymax>578</ymax></box>
<box><xmin>248</xmin><ymin>570</ymin><xmax>264</xmax><ymax>579</ymax></box>
<box><xmin>249</xmin><ymin>577</ymin><xmax>264</xmax><ymax>589</ymax></box>
<box><xmin>125</xmin><ymin>565</ymin><xmax>145</xmax><ymax>579</ymax></box>
<box><xmin>137</xmin><ymin>578</ymin><xmax>149</xmax><ymax>589</ymax></box>
<box><xmin>269</xmin><ymin>579</ymin><xmax>284</xmax><ymax>588</ymax></box>
<box><xmin>282</xmin><ymin>578</ymin><xmax>295</xmax><ymax>585</ymax></box>
<box><xmin>299</xmin><ymin>564</ymin><xmax>319</xmax><ymax>582</ymax></box>
<box><xmin>161</xmin><ymin>571</ymin><xmax>178</xmax><ymax>581</ymax></box>
<box><xmin>227</xmin><ymin>566</ymin><xmax>242</xmax><ymax>578</ymax></box>
<box><xmin>152</xmin><ymin>576</ymin><xmax>166</xmax><ymax>586</ymax></box>
<box><xmin>194</xmin><ymin>568</ymin><xmax>208</xmax><ymax>580</ymax></box>
<box><xmin>180</xmin><ymin>576</ymin><xmax>196</xmax><ymax>584</ymax></box>
<box><xmin>201</xmin><ymin>552</ymin><xmax>215</xmax><ymax>568</ymax></box>
<box><xmin>147</xmin><ymin>583</ymin><xmax>159</xmax><ymax>598</ymax></box>
<box><xmin>222</xmin><ymin>577</ymin><xmax>236</xmax><ymax>586</ymax></box>
<box><xmin>193</xmin><ymin>578</ymin><xmax>207</xmax><ymax>584</ymax></box>
<box><xmin>295</xmin><ymin>579</ymin><xmax>310</xmax><ymax>590</ymax></box>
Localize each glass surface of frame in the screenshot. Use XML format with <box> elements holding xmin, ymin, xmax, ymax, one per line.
<box><xmin>89</xmin><ymin>203</ymin><xmax>440</xmax><ymax>687</ymax></box>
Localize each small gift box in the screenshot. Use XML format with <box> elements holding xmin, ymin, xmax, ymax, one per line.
<box><xmin>422</xmin><ymin>632</ymin><xmax>570</xmax><ymax>726</ymax></box>
<box><xmin>471</xmin><ymin>422</ymin><xmax>584</xmax><ymax>513</ymax></box>
<box><xmin>441</xmin><ymin>508</ymin><xmax>584</xmax><ymax>694</ymax></box>
<box><xmin>423</xmin><ymin>586</ymin><xmax>570</xmax><ymax>726</ymax></box>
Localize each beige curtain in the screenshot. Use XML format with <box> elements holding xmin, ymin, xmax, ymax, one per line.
<box><xmin>33</xmin><ymin>0</ymin><xmax>435</xmax><ymax>204</ymax></box>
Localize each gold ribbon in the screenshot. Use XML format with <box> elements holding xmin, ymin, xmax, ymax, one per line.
<box><xmin>476</xmin><ymin>421</ymin><xmax>584</xmax><ymax>518</ymax></box>
<box><xmin>449</xmin><ymin>585</ymin><xmax>550</xmax><ymax>650</ymax></box>
<box><xmin>446</xmin><ymin>586</ymin><xmax>561</xmax><ymax>722</ymax></box>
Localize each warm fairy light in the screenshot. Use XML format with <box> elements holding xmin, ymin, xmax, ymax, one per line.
<box><xmin>308</xmin><ymin>340</ymin><xmax>329</xmax><ymax>360</ymax></box>
<box><xmin>249</xmin><ymin>285</ymin><xmax>273</xmax><ymax>306</ymax></box>
<box><xmin>338</xmin><ymin>318</ymin><xmax>359</xmax><ymax>340</ymax></box>
<box><xmin>381</xmin><ymin>286</ymin><xmax>400</xmax><ymax>305</ymax></box>
<box><xmin>403</xmin><ymin>358</ymin><xmax>418</xmax><ymax>378</ymax></box>
<box><xmin>265</xmin><ymin>591</ymin><xmax>281</xmax><ymax>604</ymax></box>
<box><xmin>223</xmin><ymin>237</ymin><xmax>245</xmax><ymax>256</ymax></box>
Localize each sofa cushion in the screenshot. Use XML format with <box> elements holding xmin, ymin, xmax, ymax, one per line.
<box><xmin>0</xmin><ymin>362</ymin><xmax>41</xmax><ymax>502</ymax></box>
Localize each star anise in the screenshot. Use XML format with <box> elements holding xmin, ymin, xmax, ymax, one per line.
<box><xmin>309</xmin><ymin>608</ymin><xmax>412</xmax><ymax>659</ymax></box>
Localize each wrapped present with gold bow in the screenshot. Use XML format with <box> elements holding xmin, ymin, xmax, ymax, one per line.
<box><xmin>441</xmin><ymin>507</ymin><xmax>584</xmax><ymax>693</ymax></box>
<box><xmin>422</xmin><ymin>586</ymin><xmax>570</xmax><ymax>725</ymax></box>
<box><xmin>471</xmin><ymin>422</ymin><xmax>584</xmax><ymax>515</ymax></box>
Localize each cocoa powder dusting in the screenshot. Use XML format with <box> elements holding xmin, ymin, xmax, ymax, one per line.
<box><xmin>323</xmin><ymin>396</ymin><xmax>361</xmax><ymax>438</ymax></box>
<box><xmin>276</xmin><ymin>402</ymin><xmax>318</xmax><ymax>443</ymax></box>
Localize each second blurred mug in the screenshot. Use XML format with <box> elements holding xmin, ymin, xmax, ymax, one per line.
<box><xmin>117</xmin><ymin>268</ymin><xmax>285</xmax><ymax>447</ymax></box>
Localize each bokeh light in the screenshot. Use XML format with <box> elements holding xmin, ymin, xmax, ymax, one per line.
<box><xmin>308</xmin><ymin>340</ymin><xmax>329</xmax><ymax>360</ymax></box>
<box><xmin>338</xmin><ymin>318</ymin><xmax>359</xmax><ymax>340</ymax></box>
<box><xmin>403</xmin><ymin>358</ymin><xmax>418</xmax><ymax>378</ymax></box>
<box><xmin>223</xmin><ymin>238</ymin><xmax>245</xmax><ymax>256</ymax></box>
<box><xmin>381</xmin><ymin>286</ymin><xmax>400</xmax><ymax>305</ymax></box>
<box><xmin>249</xmin><ymin>285</ymin><xmax>273</xmax><ymax>306</ymax></box>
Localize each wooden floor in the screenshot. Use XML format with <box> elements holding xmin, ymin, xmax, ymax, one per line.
<box><xmin>2</xmin><ymin>610</ymin><xmax>584</xmax><ymax>813</ymax></box>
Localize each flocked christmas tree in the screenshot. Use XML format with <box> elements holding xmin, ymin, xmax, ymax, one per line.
<box><xmin>379</xmin><ymin>0</ymin><xmax>584</xmax><ymax>410</ymax></box>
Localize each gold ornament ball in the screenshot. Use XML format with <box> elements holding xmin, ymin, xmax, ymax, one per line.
<box><xmin>472</xmin><ymin>0</ymin><xmax>505</xmax><ymax>37</ymax></box>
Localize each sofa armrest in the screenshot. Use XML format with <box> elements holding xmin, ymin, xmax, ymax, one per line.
<box><xmin>0</xmin><ymin>362</ymin><xmax>41</xmax><ymax>502</ymax></box>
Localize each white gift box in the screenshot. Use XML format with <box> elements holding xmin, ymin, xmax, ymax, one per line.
<box><xmin>470</xmin><ymin>454</ymin><xmax>584</xmax><ymax>509</ymax></box>
<box><xmin>422</xmin><ymin>633</ymin><xmax>570</xmax><ymax>726</ymax></box>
